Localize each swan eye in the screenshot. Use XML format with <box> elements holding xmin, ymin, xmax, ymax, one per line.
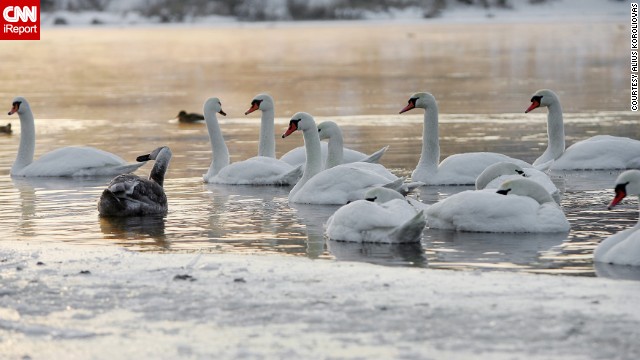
<box><xmin>496</xmin><ymin>188</ymin><xmax>511</xmax><ymax>195</ymax></box>
<box><xmin>530</xmin><ymin>95</ymin><xmax>543</xmax><ymax>103</ymax></box>
<box><xmin>516</xmin><ymin>170</ymin><xmax>525</xmax><ymax>176</ymax></box>
<box><xmin>409</xmin><ymin>97</ymin><xmax>417</xmax><ymax>105</ymax></box>
<box><xmin>12</xmin><ymin>101</ymin><xmax>21</xmax><ymax>108</ymax></box>
<box><xmin>251</xmin><ymin>99</ymin><xmax>263</xmax><ymax>107</ymax></box>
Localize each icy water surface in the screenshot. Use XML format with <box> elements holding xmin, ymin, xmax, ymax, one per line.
<box><xmin>1</xmin><ymin>112</ymin><xmax>639</xmax><ymax>279</ymax></box>
<box><xmin>0</xmin><ymin>21</ymin><xmax>637</xmax><ymax>279</ymax></box>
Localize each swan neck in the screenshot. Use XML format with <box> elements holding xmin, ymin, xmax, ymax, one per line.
<box><xmin>325</xmin><ymin>132</ymin><xmax>344</xmax><ymax>169</ymax></box>
<box><xmin>258</xmin><ymin>109</ymin><xmax>276</xmax><ymax>158</ymax></box>
<box><xmin>545</xmin><ymin>103</ymin><xmax>565</xmax><ymax>159</ymax></box>
<box><xmin>12</xmin><ymin>108</ymin><xmax>36</xmax><ymax>175</ymax></box>
<box><xmin>417</xmin><ymin>106</ymin><xmax>440</xmax><ymax>173</ymax></box>
<box><xmin>290</xmin><ymin>127</ymin><xmax>323</xmax><ymax>197</ymax></box>
<box><xmin>149</xmin><ymin>148</ymin><xmax>172</xmax><ymax>187</ymax></box>
<box><xmin>205</xmin><ymin>112</ymin><xmax>230</xmax><ymax>177</ymax></box>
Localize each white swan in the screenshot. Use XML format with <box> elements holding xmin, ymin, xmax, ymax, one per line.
<box><xmin>244</xmin><ymin>93</ymin><xmax>277</xmax><ymax>158</ymax></box>
<box><xmin>399</xmin><ymin>92</ymin><xmax>531</xmax><ymax>185</ymax></box>
<box><xmin>202</xmin><ymin>97</ymin><xmax>301</xmax><ymax>185</ymax></box>
<box><xmin>325</xmin><ymin>187</ymin><xmax>426</xmax><ymax>243</ymax></box>
<box><xmin>282</xmin><ymin>112</ymin><xmax>413</xmax><ymax>205</ymax></box>
<box><xmin>317</xmin><ymin>121</ymin><xmax>388</xmax><ymax>169</ymax></box>
<box><xmin>426</xmin><ymin>178</ymin><xmax>570</xmax><ymax>233</ymax></box>
<box><xmin>594</xmin><ymin>170</ymin><xmax>640</xmax><ymax>266</ymax></box>
<box><xmin>525</xmin><ymin>89</ymin><xmax>640</xmax><ymax>170</ymax></box>
<box><xmin>475</xmin><ymin>161</ymin><xmax>560</xmax><ymax>199</ymax></box>
<box><xmin>281</xmin><ymin>123</ymin><xmax>388</xmax><ymax>168</ymax></box>
<box><xmin>8</xmin><ymin>96</ymin><xmax>146</xmax><ymax>177</ymax></box>
<box><xmin>98</xmin><ymin>146</ymin><xmax>171</xmax><ymax>217</ymax></box>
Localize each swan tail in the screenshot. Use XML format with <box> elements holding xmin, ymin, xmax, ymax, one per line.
<box><xmin>98</xmin><ymin>189</ymin><xmax>126</xmax><ymax>217</ymax></box>
<box><xmin>382</xmin><ymin>178</ymin><xmax>406</xmax><ymax>193</ymax></box>
<box><xmin>276</xmin><ymin>165</ymin><xmax>303</xmax><ymax>186</ymax></box>
<box><xmin>110</xmin><ymin>162</ymin><xmax>148</xmax><ymax>175</ymax></box>
<box><xmin>361</xmin><ymin>145</ymin><xmax>389</xmax><ymax>164</ymax></box>
<box><xmin>382</xmin><ymin>177</ymin><xmax>423</xmax><ymax>196</ymax></box>
<box><xmin>388</xmin><ymin>210</ymin><xmax>426</xmax><ymax>243</ymax></box>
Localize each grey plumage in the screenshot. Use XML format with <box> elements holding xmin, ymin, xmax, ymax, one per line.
<box><xmin>98</xmin><ymin>146</ymin><xmax>172</xmax><ymax>217</ymax></box>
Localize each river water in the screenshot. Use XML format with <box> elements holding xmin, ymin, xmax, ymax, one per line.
<box><xmin>0</xmin><ymin>20</ymin><xmax>637</xmax><ymax>279</ymax></box>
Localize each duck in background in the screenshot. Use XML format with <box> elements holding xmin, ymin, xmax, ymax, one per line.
<box><xmin>176</xmin><ymin>110</ymin><xmax>205</xmax><ymax>123</ymax></box>
<box><xmin>0</xmin><ymin>123</ymin><xmax>11</xmax><ymax>134</ymax></box>
<box><xmin>98</xmin><ymin>146</ymin><xmax>172</xmax><ymax>217</ymax></box>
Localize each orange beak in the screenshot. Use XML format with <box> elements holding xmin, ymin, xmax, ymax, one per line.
<box><xmin>245</xmin><ymin>103</ymin><xmax>259</xmax><ymax>115</ymax></box>
<box><xmin>525</xmin><ymin>100</ymin><xmax>540</xmax><ymax>113</ymax></box>
<box><xmin>608</xmin><ymin>186</ymin><xmax>627</xmax><ymax>210</ymax></box>
<box><xmin>399</xmin><ymin>103</ymin><xmax>415</xmax><ymax>114</ymax></box>
<box><xmin>8</xmin><ymin>104</ymin><xmax>18</xmax><ymax>115</ymax></box>
<box><xmin>282</xmin><ymin>123</ymin><xmax>298</xmax><ymax>138</ymax></box>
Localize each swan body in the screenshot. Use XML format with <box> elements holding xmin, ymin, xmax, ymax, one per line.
<box><xmin>426</xmin><ymin>178</ymin><xmax>570</xmax><ymax>233</ymax></box>
<box><xmin>8</xmin><ymin>96</ymin><xmax>146</xmax><ymax>177</ymax></box>
<box><xmin>202</xmin><ymin>96</ymin><xmax>301</xmax><ymax>185</ymax></box>
<box><xmin>281</xmin><ymin>120</ymin><xmax>387</xmax><ymax>168</ymax></box>
<box><xmin>317</xmin><ymin>120</ymin><xmax>388</xmax><ymax>169</ymax></box>
<box><xmin>325</xmin><ymin>187</ymin><xmax>426</xmax><ymax>243</ymax></box>
<box><xmin>400</xmin><ymin>92</ymin><xmax>530</xmax><ymax>185</ymax></box>
<box><xmin>476</xmin><ymin>161</ymin><xmax>559</xmax><ymax>198</ymax></box>
<box><xmin>526</xmin><ymin>89</ymin><xmax>640</xmax><ymax>170</ymax></box>
<box><xmin>98</xmin><ymin>146</ymin><xmax>171</xmax><ymax>217</ymax></box>
<box><xmin>282</xmin><ymin>112</ymin><xmax>413</xmax><ymax>205</ymax></box>
<box><xmin>594</xmin><ymin>170</ymin><xmax>640</xmax><ymax>266</ymax></box>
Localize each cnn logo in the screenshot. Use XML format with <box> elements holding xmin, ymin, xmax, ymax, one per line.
<box><xmin>1</xmin><ymin>1</ymin><xmax>40</xmax><ymax>40</ymax></box>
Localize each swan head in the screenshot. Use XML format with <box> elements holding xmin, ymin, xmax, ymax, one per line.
<box><xmin>245</xmin><ymin>93</ymin><xmax>274</xmax><ymax>115</ymax></box>
<box><xmin>282</xmin><ymin>112</ymin><xmax>315</xmax><ymax>138</ymax></box>
<box><xmin>399</xmin><ymin>92</ymin><xmax>437</xmax><ymax>114</ymax></box>
<box><xmin>8</xmin><ymin>96</ymin><xmax>29</xmax><ymax>116</ymax></box>
<box><xmin>364</xmin><ymin>187</ymin><xmax>405</xmax><ymax>204</ymax></box>
<box><xmin>203</xmin><ymin>97</ymin><xmax>227</xmax><ymax>117</ymax></box>
<box><xmin>136</xmin><ymin>146</ymin><xmax>172</xmax><ymax>162</ymax></box>
<box><xmin>496</xmin><ymin>178</ymin><xmax>552</xmax><ymax>204</ymax></box>
<box><xmin>317</xmin><ymin>121</ymin><xmax>341</xmax><ymax>141</ymax></box>
<box><xmin>525</xmin><ymin>89</ymin><xmax>560</xmax><ymax>113</ymax></box>
<box><xmin>608</xmin><ymin>170</ymin><xmax>640</xmax><ymax>210</ymax></box>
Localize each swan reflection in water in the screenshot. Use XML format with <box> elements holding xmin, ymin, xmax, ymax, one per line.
<box><xmin>594</xmin><ymin>262</ymin><xmax>640</xmax><ymax>281</ymax></box>
<box><xmin>99</xmin><ymin>215</ymin><xmax>167</xmax><ymax>249</ymax></box>
<box><xmin>424</xmin><ymin>230</ymin><xmax>568</xmax><ymax>272</ymax></box>
<box><xmin>328</xmin><ymin>241</ymin><xmax>427</xmax><ymax>267</ymax></box>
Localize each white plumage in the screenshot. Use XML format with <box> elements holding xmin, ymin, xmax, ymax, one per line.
<box><xmin>525</xmin><ymin>89</ymin><xmax>640</xmax><ymax>170</ymax></box>
<box><xmin>426</xmin><ymin>178</ymin><xmax>569</xmax><ymax>233</ymax></box>
<box><xmin>399</xmin><ymin>92</ymin><xmax>530</xmax><ymax>185</ymax></box>
<box><xmin>202</xmin><ymin>95</ymin><xmax>301</xmax><ymax>185</ymax></box>
<box><xmin>326</xmin><ymin>187</ymin><xmax>426</xmax><ymax>243</ymax></box>
<box><xmin>8</xmin><ymin>96</ymin><xmax>145</xmax><ymax>177</ymax></box>
<box><xmin>282</xmin><ymin>112</ymin><xmax>417</xmax><ymax>205</ymax></box>
<box><xmin>594</xmin><ymin>170</ymin><xmax>640</xmax><ymax>266</ymax></box>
